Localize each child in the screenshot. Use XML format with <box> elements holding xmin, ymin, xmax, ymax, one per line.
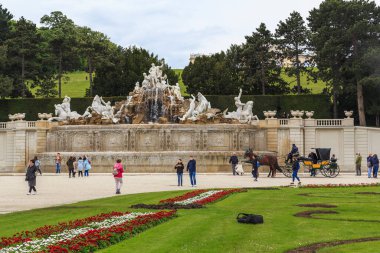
<box><xmin>291</xmin><ymin>157</ymin><xmax>301</xmax><ymax>185</ymax></box>
<box><xmin>77</xmin><ymin>157</ymin><xmax>84</xmax><ymax>177</ymax></box>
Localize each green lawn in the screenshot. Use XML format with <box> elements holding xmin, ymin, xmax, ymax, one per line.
<box><xmin>29</xmin><ymin>71</ymin><xmax>90</xmax><ymax>98</ymax></box>
<box><xmin>173</xmin><ymin>69</ymin><xmax>189</xmax><ymax>96</ymax></box>
<box><xmin>281</xmin><ymin>69</ymin><xmax>327</xmax><ymax>94</ymax></box>
<box><xmin>0</xmin><ymin>186</ymin><xmax>379</xmax><ymax>252</ymax></box>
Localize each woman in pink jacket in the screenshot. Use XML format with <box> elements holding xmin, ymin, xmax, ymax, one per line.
<box><xmin>113</xmin><ymin>159</ymin><xmax>124</xmax><ymax>194</ymax></box>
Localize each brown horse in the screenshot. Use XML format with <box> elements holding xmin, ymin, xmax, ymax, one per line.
<box><xmin>244</xmin><ymin>148</ymin><xmax>283</xmax><ymax>177</ymax></box>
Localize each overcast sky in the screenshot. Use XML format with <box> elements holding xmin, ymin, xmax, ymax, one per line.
<box><xmin>2</xmin><ymin>0</ymin><xmax>380</xmax><ymax>68</ymax></box>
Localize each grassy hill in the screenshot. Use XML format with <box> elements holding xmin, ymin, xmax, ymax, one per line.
<box><xmin>29</xmin><ymin>69</ymin><xmax>326</xmax><ymax>98</ymax></box>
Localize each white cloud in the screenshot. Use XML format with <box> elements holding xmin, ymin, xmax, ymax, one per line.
<box><xmin>3</xmin><ymin>0</ymin><xmax>379</xmax><ymax>68</ymax></box>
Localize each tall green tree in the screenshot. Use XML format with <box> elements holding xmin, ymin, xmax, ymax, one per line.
<box><xmin>308</xmin><ymin>0</ymin><xmax>380</xmax><ymax>124</ymax></box>
<box><xmin>93</xmin><ymin>46</ymin><xmax>178</xmax><ymax>96</ymax></box>
<box><xmin>6</xmin><ymin>17</ymin><xmax>42</xmax><ymax>97</ymax></box>
<box><xmin>0</xmin><ymin>4</ymin><xmax>13</xmax><ymax>43</ymax></box>
<box><xmin>241</xmin><ymin>23</ymin><xmax>288</xmax><ymax>95</ymax></box>
<box><xmin>182</xmin><ymin>52</ymin><xmax>242</xmax><ymax>95</ymax></box>
<box><xmin>275</xmin><ymin>11</ymin><xmax>310</xmax><ymax>94</ymax></box>
<box><xmin>77</xmin><ymin>26</ymin><xmax>115</xmax><ymax>96</ymax></box>
<box><xmin>40</xmin><ymin>11</ymin><xmax>79</xmax><ymax>98</ymax></box>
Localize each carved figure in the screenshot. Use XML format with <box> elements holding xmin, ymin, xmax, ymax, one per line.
<box><xmin>194</xmin><ymin>92</ymin><xmax>211</xmax><ymax>115</ymax></box>
<box><xmin>48</xmin><ymin>104</ymin><xmax>81</xmax><ymax>122</ymax></box>
<box><xmin>180</xmin><ymin>95</ymin><xmax>196</xmax><ymax>121</ymax></box>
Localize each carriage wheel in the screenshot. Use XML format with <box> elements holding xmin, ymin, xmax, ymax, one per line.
<box><xmin>281</xmin><ymin>165</ymin><xmax>292</xmax><ymax>178</ymax></box>
<box><xmin>320</xmin><ymin>166</ymin><xmax>329</xmax><ymax>177</ymax></box>
<box><xmin>328</xmin><ymin>165</ymin><xmax>340</xmax><ymax>178</ymax></box>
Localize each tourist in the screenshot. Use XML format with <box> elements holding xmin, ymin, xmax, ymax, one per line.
<box><xmin>251</xmin><ymin>154</ymin><xmax>258</xmax><ymax>181</ymax></box>
<box><xmin>229</xmin><ymin>152</ymin><xmax>239</xmax><ymax>176</ymax></box>
<box><xmin>174</xmin><ymin>159</ymin><xmax>184</xmax><ymax>186</ymax></box>
<box><xmin>367</xmin><ymin>153</ymin><xmax>373</xmax><ymax>178</ymax></box>
<box><xmin>55</xmin><ymin>153</ymin><xmax>62</xmax><ymax>174</ymax></box>
<box><xmin>83</xmin><ymin>156</ymin><xmax>91</xmax><ymax>177</ymax></box>
<box><xmin>34</xmin><ymin>156</ymin><xmax>41</xmax><ymax>172</ymax></box>
<box><xmin>355</xmin><ymin>153</ymin><xmax>362</xmax><ymax>176</ymax></box>
<box><xmin>25</xmin><ymin>159</ymin><xmax>42</xmax><ymax>195</ymax></box>
<box><xmin>285</xmin><ymin>144</ymin><xmax>298</xmax><ymax>163</ymax></box>
<box><xmin>113</xmin><ymin>159</ymin><xmax>124</xmax><ymax>194</ymax></box>
<box><xmin>67</xmin><ymin>156</ymin><xmax>75</xmax><ymax>178</ymax></box>
<box><xmin>77</xmin><ymin>157</ymin><xmax>84</xmax><ymax>177</ymax></box>
<box><xmin>291</xmin><ymin>157</ymin><xmax>301</xmax><ymax>185</ymax></box>
<box><xmin>371</xmin><ymin>154</ymin><xmax>379</xmax><ymax>178</ymax></box>
<box><xmin>72</xmin><ymin>157</ymin><xmax>77</xmax><ymax>177</ymax></box>
<box><xmin>187</xmin><ymin>156</ymin><xmax>197</xmax><ymax>187</ymax></box>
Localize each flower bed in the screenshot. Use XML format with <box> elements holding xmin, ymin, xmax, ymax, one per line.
<box><xmin>132</xmin><ymin>189</ymin><xmax>246</xmax><ymax>210</ymax></box>
<box><xmin>0</xmin><ymin>210</ymin><xmax>175</xmax><ymax>253</ymax></box>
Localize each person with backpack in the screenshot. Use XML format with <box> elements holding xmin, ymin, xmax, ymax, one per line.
<box><xmin>229</xmin><ymin>153</ymin><xmax>239</xmax><ymax>176</ymax></box>
<box><xmin>367</xmin><ymin>154</ymin><xmax>373</xmax><ymax>178</ymax></box>
<box><xmin>77</xmin><ymin>157</ymin><xmax>84</xmax><ymax>177</ymax></box>
<box><xmin>83</xmin><ymin>156</ymin><xmax>91</xmax><ymax>177</ymax></box>
<box><xmin>113</xmin><ymin>159</ymin><xmax>124</xmax><ymax>194</ymax></box>
<box><xmin>26</xmin><ymin>159</ymin><xmax>42</xmax><ymax>195</ymax></box>
<box><xmin>67</xmin><ymin>156</ymin><xmax>75</xmax><ymax>178</ymax></box>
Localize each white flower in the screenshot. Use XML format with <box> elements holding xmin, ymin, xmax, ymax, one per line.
<box><xmin>174</xmin><ymin>190</ymin><xmax>224</xmax><ymax>205</ymax></box>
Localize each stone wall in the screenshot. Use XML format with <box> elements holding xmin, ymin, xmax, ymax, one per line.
<box><xmin>1</xmin><ymin>119</ymin><xmax>379</xmax><ymax>173</ymax></box>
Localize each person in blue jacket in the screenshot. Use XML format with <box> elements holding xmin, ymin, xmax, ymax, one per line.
<box><xmin>286</xmin><ymin>144</ymin><xmax>299</xmax><ymax>163</ymax></box>
<box><xmin>291</xmin><ymin>156</ymin><xmax>301</xmax><ymax>185</ymax></box>
<box><xmin>187</xmin><ymin>156</ymin><xmax>197</xmax><ymax>187</ymax></box>
<box><xmin>371</xmin><ymin>154</ymin><xmax>379</xmax><ymax>178</ymax></box>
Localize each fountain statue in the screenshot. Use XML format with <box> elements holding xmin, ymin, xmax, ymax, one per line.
<box><xmin>48</xmin><ymin>97</ymin><xmax>82</xmax><ymax>122</ymax></box>
<box><xmin>224</xmin><ymin>89</ymin><xmax>259</xmax><ymax>124</ymax></box>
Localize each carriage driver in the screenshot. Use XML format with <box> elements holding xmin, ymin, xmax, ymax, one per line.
<box><xmin>285</xmin><ymin>144</ymin><xmax>299</xmax><ymax>163</ymax></box>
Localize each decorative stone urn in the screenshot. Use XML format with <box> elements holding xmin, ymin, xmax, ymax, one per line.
<box><xmin>290</xmin><ymin>110</ymin><xmax>299</xmax><ymax>118</ymax></box>
<box><xmin>268</xmin><ymin>110</ymin><xmax>277</xmax><ymax>118</ymax></box>
<box><xmin>297</xmin><ymin>110</ymin><xmax>305</xmax><ymax>118</ymax></box>
<box><xmin>305</xmin><ymin>111</ymin><xmax>314</xmax><ymax>119</ymax></box>
<box><xmin>344</xmin><ymin>110</ymin><xmax>353</xmax><ymax>118</ymax></box>
<box><xmin>17</xmin><ymin>113</ymin><xmax>26</xmax><ymax>121</ymax></box>
<box><xmin>38</xmin><ymin>113</ymin><xmax>53</xmax><ymax>121</ymax></box>
<box><xmin>263</xmin><ymin>111</ymin><xmax>270</xmax><ymax>119</ymax></box>
<box><xmin>8</xmin><ymin>114</ymin><xmax>16</xmax><ymax>121</ymax></box>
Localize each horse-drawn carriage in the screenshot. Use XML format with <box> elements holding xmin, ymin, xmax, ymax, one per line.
<box><xmin>281</xmin><ymin>148</ymin><xmax>340</xmax><ymax>178</ymax></box>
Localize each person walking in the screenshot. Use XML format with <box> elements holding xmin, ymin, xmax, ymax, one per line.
<box><xmin>251</xmin><ymin>154</ymin><xmax>258</xmax><ymax>182</ymax></box>
<box><xmin>67</xmin><ymin>156</ymin><xmax>75</xmax><ymax>178</ymax></box>
<box><xmin>83</xmin><ymin>156</ymin><xmax>91</xmax><ymax>177</ymax></box>
<box><xmin>187</xmin><ymin>156</ymin><xmax>197</xmax><ymax>187</ymax></box>
<box><xmin>355</xmin><ymin>153</ymin><xmax>362</xmax><ymax>176</ymax></box>
<box><xmin>291</xmin><ymin>157</ymin><xmax>301</xmax><ymax>185</ymax></box>
<box><xmin>367</xmin><ymin>154</ymin><xmax>373</xmax><ymax>178</ymax></box>
<box><xmin>25</xmin><ymin>159</ymin><xmax>42</xmax><ymax>195</ymax></box>
<box><xmin>113</xmin><ymin>159</ymin><xmax>124</xmax><ymax>194</ymax></box>
<box><xmin>372</xmin><ymin>154</ymin><xmax>379</xmax><ymax>178</ymax></box>
<box><xmin>77</xmin><ymin>157</ymin><xmax>84</xmax><ymax>177</ymax></box>
<box><xmin>55</xmin><ymin>153</ymin><xmax>62</xmax><ymax>174</ymax></box>
<box><xmin>34</xmin><ymin>156</ymin><xmax>41</xmax><ymax>172</ymax></box>
<box><xmin>229</xmin><ymin>153</ymin><xmax>239</xmax><ymax>176</ymax></box>
<box><xmin>174</xmin><ymin>159</ymin><xmax>184</xmax><ymax>186</ymax></box>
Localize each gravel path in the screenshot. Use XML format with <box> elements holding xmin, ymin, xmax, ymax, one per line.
<box><xmin>0</xmin><ymin>173</ymin><xmax>377</xmax><ymax>214</ymax></box>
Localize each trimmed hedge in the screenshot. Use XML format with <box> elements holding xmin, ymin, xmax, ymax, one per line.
<box><xmin>205</xmin><ymin>94</ymin><xmax>331</xmax><ymax>119</ymax></box>
<box><xmin>0</xmin><ymin>94</ymin><xmax>331</xmax><ymax>122</ymax></box>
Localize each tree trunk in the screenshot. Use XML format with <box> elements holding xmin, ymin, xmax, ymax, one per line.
<box><xmin>333</xmin><ymin>89</ymin><xmax>338</xmax><ymax>119</ymax></box>
<box><xmin>58</xmin><ymin>48</ymin><xmax>62</xmax><ymax>98</ymax></box>
<box><xmin>21</xmin><ymin>54</ymin><xmax>25</xmax><ymax>97</ymax></box>
<box><xmin>261</xmin><ymin>67</ymin><xmax>266</xmax><ymax>95</ymax></box>
<box><xmin>88</xmin><ymin>57</ymin><xmax>93</xmax><ymax>96</ymax></box>
<box><xmin>376</xmin><ymin>112</ymin><xmax>379</xmax><ymax>127</ymax></box>
<box><xmin>357</xmin><ymin>81</ymin><xmax>366</xmax><ymax>126</ymax></box>
<box><xmin>295</xmin><ymin>44</ymin><xmax>301</xmax><ymax>95</ymax></box>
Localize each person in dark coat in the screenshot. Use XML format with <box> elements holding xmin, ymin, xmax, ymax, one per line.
<box><xmin>26</xmin><ymin>159</ymin><xmax>42</xmax><ymax>195</ymax></box>
<box><xmin>187</xmin><ymin>156</ymin><xmax>197</xmax><ymax>187</ymax></box>
<box><xmin>291</xmin><ymin>157</ymin><xmax>301</xmax><ymax>185</ymax></box>
<box><xmin>174</xmin><ymin>159</ymin><xmax>184</xmax><ymax>186</ymax></box>
<box><xmin>67</xmin><ymin>156</ymin><xmax>75</xmax><ymax>178</ymax></box>
<box><xmin>251</xmin><ymin>154</ymin><xmax>259</xmax><ymax>181</ymax></box>
<box><xmin>286</xmin><ymin>144</ymin><xmax>299</xmax><ymax>163</ymax></box>
<box><xmin>229</xmin><ymin>152</ymin><xmax>239</xmax><ymax>175</ymax></box>
<box><xmin>371</xmin><ymin>154</ymin><xmax>379</xmax><ymax>178</ymax></box>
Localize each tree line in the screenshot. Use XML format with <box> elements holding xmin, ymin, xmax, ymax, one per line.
<box><xmin>182</xmin><ymin>0</ymin><xmax>380</xmax><ymax>126</ymax></box>
<box><xmin>0</xmin><ymin>7</ymin><xmax>178</xmax><ymax>99</ymax></box>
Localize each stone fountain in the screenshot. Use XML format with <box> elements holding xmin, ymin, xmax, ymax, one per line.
<box><xmin>37</xmin><ymin>64</ymin><xmax>265</xmax><ymax>172</ymax></box>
